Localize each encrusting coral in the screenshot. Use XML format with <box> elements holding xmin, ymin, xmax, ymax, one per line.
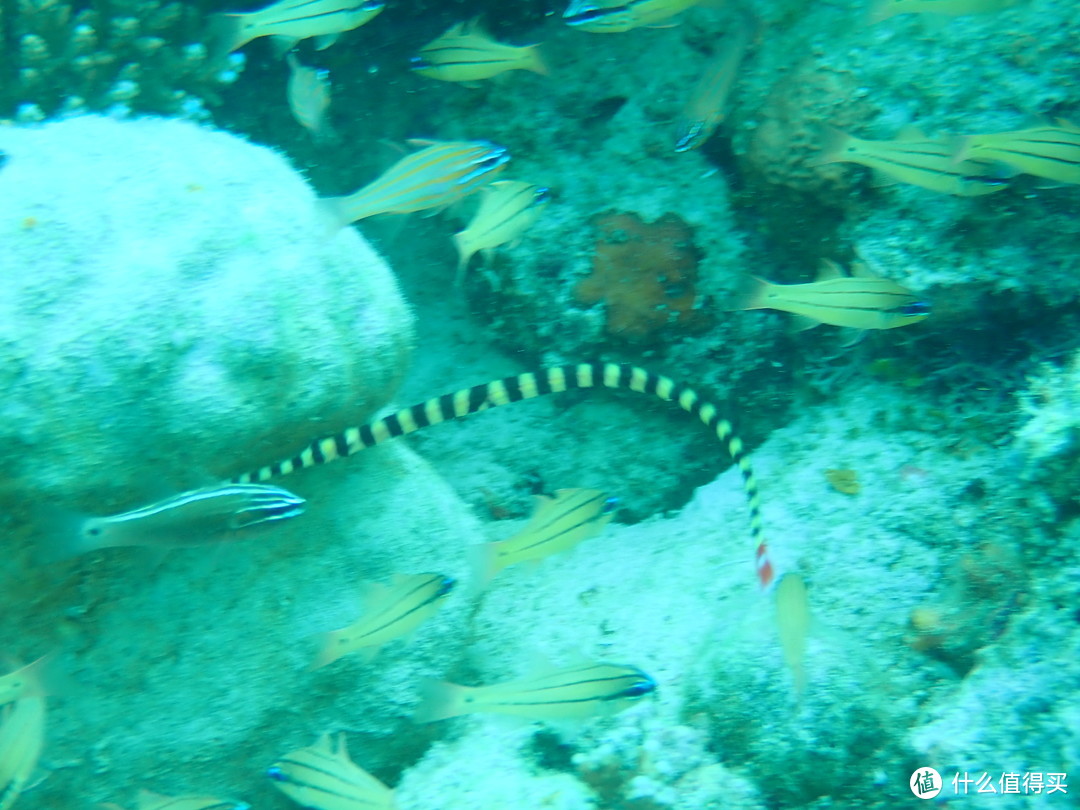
<box><xmin>1</xmin><ymin>0</ymin><xmax>240</xmax><ymax>120</ymax></box>
<box><xmin>573</xmin><ymin>211</ymin><xmax>711</xmax><ymax>344</ymax></box>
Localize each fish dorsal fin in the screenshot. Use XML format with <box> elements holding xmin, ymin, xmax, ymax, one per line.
<box><xmin>897</xmin><ymin>124</ymin><xmax>927</xmax><ymax>141</ymax></box>
<box><xmin>524</xmin><ymin>650</ymin><xmax>561</xmax><ymax>679</ymax></box>
<box><xmin>314</xmin><ymin>731</ymin><xmax>336</xmax><ymax>753</ymax></box>
<box><xmin>358</xmin><ymin>580</ymin><xmax>391</xmax><ymax>608</ymax></box>
<box><xmin>525</xmin><ymin>493</ymin><xmax>557</xmax><ymax>521</ymax></box>
<box><xmin>335</xmin><ymin>731</ymin><xmax>352</xmax><ymax>763</ymax></box>
<box><xmin>848</xmin><ymin>259</ymin><xmax>876</xmax><ymax>278</ymax></box>
<box><xmin>136</xmin><ymin>790</ymin><xmax>169</xmax><ymax>810</ymax></box>
<box><xmin>814</xmin><ymin>259</ymin><xmax>845</xmax><ymax>282</ymax></box>
<box><xmin>404</xmin><ymin>138</ymin><xmax>441</xmax><ymax>149</ymax></box>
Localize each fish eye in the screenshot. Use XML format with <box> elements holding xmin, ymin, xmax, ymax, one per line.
<box><xmin>602</xmin><ymin>497</ymin><xmax>619</xmax><ymax>514</ymax></box>
<box><xmin>900</xmin><ymin>301</ymin><xmax>931</xmax><ymax>316</ymax></box>
<box><xmin>86</xmin><ymin>525</ymin><xmax>102</xmax><ymax>537</ymax></box>
<box><xmin>409</xmin><ymin>56</ymin><xmax>431</xmax><ymax>69</ymax></box>
<box><xmin>437</xmin><ymin>576</ymin><xmax>457</xmax><ymax>597</ymax></box>
<box><xmin>622</xmin><ymin>679</ymin><xmax>656</xmax><ymax>698</ymax></box>
<box><xmin>266</xmin><ymin>766</ymin><xmax>287</xmax><ymax>782</ymax></box>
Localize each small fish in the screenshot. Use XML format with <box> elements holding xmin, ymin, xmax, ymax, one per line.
<box><xmin>311</xmin><ymin>573</ymin><xmax>455</xmax><ymax>670</ymax></box>
<box><xmin>101</xmin><ymin>789</ymin><xmax>250</xmax><ymax>810</ymax></box>
<box><xmin>42</xmin><ymin>483</ymin><xmax>305</xmax><ymax>561</ymax></box>
<box><xmin>453</xmin><ymin>180</ymin><xmax>550</xmax><ymax>283</ymax></box>
<box><xmin>411</xmin><ymin>19</ymin><xmax>547</xmax><ymax>83</ymax></box>
<box><xmin>674</xmin><ymin>14</ymin><xmax>756</xmax><ymax>152</ymax></box>
<box><xmin>316</xmin><ymin>140</ymin><xmax>510</xmax><ymax>229</ymax></box>
<box><xmin>868</xmin><ymin>0</ymin><xmax>1019</xmax><ymax>24</ymax></box>
<box><xmin>774</xmin><ymin>573</ymin><xmax>810</xmax><ymax>697</ymax></box>
<box><xmin>211</xmin><ymin>0</ymin><xmax>385</xmax><ymax>57</ymax></box>
<box><xmin>563</xmin><ymin>0</ymin><xmax>702</xmax><ymax>32</ymax></box>
<box><xmin>732</xmin><ymin>259</ymin><xmax>930</xmax><ymax>332</ymax></box>
<box><xmin>286</xmin><ymin>53</ymin><xmax>334</xmax><ymax>142</ymax></box>
<box><xmin>809</xmin><ymin>127</ymin><xmax>1009</xmax><ymax>196</ymax></box>
<box><xmin>470</xmin><ymin>488</ymin><xmax>615</xmax><ymax>587</ymax></box>
<box><xmin>0</xmin><ymin>697</ymin><xmax>46</xmax><ymax>810</ymax></box>
<box><xmin>414</xmin><ymin>659</ymin><xmax>656</xmax><ymax>723</ymax></box>
<box><xmin>953</xmin><ymin>121</ymin><xmax>1080</xmax><ymax>186</ymax></box>
<box><xmin>0</xmin><ymin>653</ymin><xmax>64</xmax><ymax>707</ymax></box>
<box><xmin>268</xmin><ymin>732</ymin><xmax>395</xmax><ymax>810</ymax></box>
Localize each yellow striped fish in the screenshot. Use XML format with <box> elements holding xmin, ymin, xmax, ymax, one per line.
<box><xmin>954</xmin><ymin>121</ymin><xmax>1080</xmax><ymax>186</ymax></box>
<box><xmin>411</xmin><ymin>19</ymin><xmax>547</xmax><ymax>83</ymax></box>
<box><xmin>227</xmin><ymin>363</ymin><xmax>773</xmax><ymax>587</ymax></box>
<box><xmin>101</xmin><ymin>790</ymin><xmax>250</xmax><ymax>810</ymax></box>
<box><xmin>316</xmin><ymin>140</ymin><xmax>510</xmax><ymax>229</ymax></box>
<box><xmin>868</xmin><ymin>0</ymin><xmax>1019</xmax><ymax>24</ymax></box>
<box><xmin>0</xmin><ymin>653</ymin><xmax>62</xmax><ymax>707</ymax></box>
<box><xmin>453</xmin><ymin>180</ymin><xmax>550</xmax><ymax>282</ymax></box>
<box><xmin>414</xmin><ymin>660</ymin><xmax>656</xmax><ymax>722</ymax></box>
<box><xmin>732</xmin><ymin>259</ymin><xmax>930</xmax><ymax>332</ymax></box>
<box><xmin>563</xmin><ymin>0</ymin><xmax>702</xmax><ymax>32</ymax></box>
<box><xmin>211</xmin><ymin>0</ymin><xmax>385</xmax><ymax>57</ymax></box>
<box><xmin>42</xmin><ymin>483</ymin><xmax>305</xmax><ymax>561</ymax></box>
<box><xmin>775</xmin><ymin>573</ymin><xmax>811</xmax><ymax>697</ymax></box>
<box><xmin>809</xmin><ymin>127</ymin><xmax>1009</xmax><ymax>196</ymax></box>
<box><xmin>470</xmin><ymin>488</ymin><xmax>615</xmax><ymax>587</ymax></box>
<box><xmin>268</xmin><ymin>732</ymin><xmax>395</xmax><ymax>810</ymax></box>
<box><xmin>286</xmin><ymin>53</ymin><xmax>334</xmax><ymax>142</ymax></box>
<box><xmin>0</xmin><ymin>696</ymin><xmax>45</xmax><ymax>810</ymax></box>
<box><xmin>311</xmin><ymin>573</ymin><xmax>455</xmax><ymax>670</ymax></box>
<box><xmin>674</xmin><ymin>14</ymin><xmax>756</xmax><ymax>152</ymax></box>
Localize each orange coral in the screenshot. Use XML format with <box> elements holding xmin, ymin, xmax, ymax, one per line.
<box><xmin>573</xmin><ymin>211</ymin><xmax>710</xmax><ymax>343</ymax></box>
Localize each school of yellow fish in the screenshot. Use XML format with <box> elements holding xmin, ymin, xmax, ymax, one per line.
<box><xmin>5</xmin><ymin>0</ymin><xmax>1071</xmax><ymax>805</ymax></box>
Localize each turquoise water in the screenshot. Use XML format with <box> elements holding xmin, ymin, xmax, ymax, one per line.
<box><xmin>0</xmin><ymin>0</ymin><xmax>1077</xmax><ymax>807</ymax></box>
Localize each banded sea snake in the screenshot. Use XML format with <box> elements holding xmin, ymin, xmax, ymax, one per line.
<box><xmin>231</xmin><ymin>362</ymin><xmax>775</xmax><ymax>587</ymax></box>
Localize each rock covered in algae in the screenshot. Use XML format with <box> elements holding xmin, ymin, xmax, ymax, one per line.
<box><xmin>0</xmin><ymin>115</ymin><xmax>413</xmax><ymax>512</ymax></box>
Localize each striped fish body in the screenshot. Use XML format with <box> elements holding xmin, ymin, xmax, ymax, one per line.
<box><xmin>0</xmin><ymin>697</ymin><xmax>45</xmax><ymax>810</ymax></box>
<box><xmin>68</xmin><ymin>483</ymin><xmax>305</xmax><ymax>557</ymax></box>
<box><xmin>311</xmin><ymin>573</ymin><xmax>455</xmax><ymax>669</ymax></box>
<box><xmin>268</xmin><ymin>733</ymin><xmax>395</xmax><ymax>810</ymax></box>
<box><xmin>811</xmin><ymin>129</ymin><xmax>1008</xmax><ymax>196</ymax></box>
<box><xmin>563</xmin><ymin>0</ymin><xmax>700</xmax><ymax>32</ymax></box>
<box><xmin>775</xmin><ymin>573</ymin><xmax>810</xmax><ymax>697</ymax></box>
<box><xmin>737</xmin><ymin>260</ymin><xmax>930</xmax><ymax>331</ymax></box>
<box><xmin>453</xmin><ymin>180</ymin><xmax>549</xmax><ymax>281</ymax></box>
<box><xmin>472</xmin><ymin>488</ymin><xmax>614</xmax><ymax>586</ymax></box>
<box><xmin>415</xmin><ymin>661</ymin><xmax>656</xmax><ymax>722</ymax></box>
<box><xmin>958</xmin><ymin>122</ymin><xmax>1080</xmax><ymax>186</ymax></box>
<box><xmin>411</xmin><ymin>21</ymin><xmax>546</xmax><ymax>83</ymax></box>
<box><xmin>130</xmin><ymin>790</ymin><xmax>250</xmax><ymax>810</ymax></box>
<box><xmin>212</xmin><ymin>0</ymin><xmax>385</xmax><ymax>55</ymax></box>
<box><xmin>287</xmin><ymin>54</ymin><xmax>334</xmax><ymax>142</ymax></box>
<box><xmin>317</xmin><ymin>140</ymin><xmax>510</xmax><ymax>228</ymax></box>
<box><xmin>674</xmin><ymin>18</ymin><xmax>754</xmax><ymax>152</ymax></box>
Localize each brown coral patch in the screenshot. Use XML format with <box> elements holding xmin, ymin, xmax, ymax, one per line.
<box><xmin>573</xmin><ymin>211</ymin><xmax>711</xmax><ymax>344</ymax></box>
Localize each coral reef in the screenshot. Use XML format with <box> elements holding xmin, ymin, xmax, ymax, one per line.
<box><xmin>0</xmin><ymin>115</ymin><xmax>413</xmax><ymax>513</ymax></box>
<box><xmin>0</xmin><ymin>0</ymin><xmax>240</xmax><ymax>120</ymax></box>
<box><xmin>573</xmin><ymin>211</ymin><xmax>711</xmax><ymax>344</ymax></box>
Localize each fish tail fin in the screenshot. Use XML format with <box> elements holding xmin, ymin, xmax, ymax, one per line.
<box><xmin>728</xmin><ymin>275</ymin><xmax>771</xmax><ymax>312</ymax></box>
<box><xmin>308</xmin><ymin>632</ymin><xmax>340</xmax><ymax>671</ymax></box>
<box><xmin>806</xmin><ymin>126</ymin><xmax>850</xmax><ymax>168</ymax></box>
<box><xmin>864</xmin><ymin>0</ymin><xmax>897</xmax><ymax>25</ymax></box>
<box><xmin>413</xmin><ymin>678</ymin><xmax>468</xmax><ymax>723</ymax></box>
<box><xmin>314</xmin><ymin>196</ymin><xmax>351</xmax><ymax>233</ymax></box>
<box><xmin>32</xmin><ymin>508</ymin><xmax>100</xmax><ymax>564</ymax></box>
<box><xmin>453</xmin><ymin>235</ymin><xmax>475</xmax><ymax>286</ymax></box>
<box><xmin>467</xmin><ymin>541</ymin><xmax>502</xmax><ymax>592</ymax></box>
<box><xmin>527</xmin><ymin>45</ymin><xmax>549</xmax><ymax>76</ymax></box>
<box><xmin>207</xmin><ymin>14</ymin><xmax>250</xmax><ymax>62</ymax></box>
<box><xmin>16</xmin><ymin>650</ymin><xmax>75</xmax><ymax>699</ymax></box>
